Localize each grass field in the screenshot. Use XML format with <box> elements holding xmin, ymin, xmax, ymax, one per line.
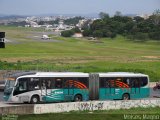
<box><xmin>9</xmin><ymin>107</ymin><xmax>160</xmax><ymax>120</ymax></box>
<box><xmin>0</xmin><ymin>26</ymin><xmax>160</xmax><ymax>81</ymax></box>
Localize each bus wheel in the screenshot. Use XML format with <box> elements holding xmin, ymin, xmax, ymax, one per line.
<box><xmin>30</xmin><ymin>95</ymin><xmax>39</xmax><ymax>104</ymax></box>
<box><xmin>122</xmin><ymin>93</ymin><xmax>130</xmax><ymax>100</ymax></box>
<box><xmin>74</xmin><ymin>94</ymin><xmax>82</xmax><ymax>102</ymax></box>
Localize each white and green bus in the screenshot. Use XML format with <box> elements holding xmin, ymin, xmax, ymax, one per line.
<box><xmin>3</xmin><ymin>72</ymin><xmax>150</xmax><ymax>103</ymax></box>
<box><xmin>4</xmin><ymin>72</ymin><xmax>89</xmax><ymax>103</ymax></box>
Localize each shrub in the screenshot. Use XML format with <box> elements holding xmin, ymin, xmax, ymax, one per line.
<box><xmin>61</xmin><ymin>30</ymin><xmax>74</xmax><ymax>37</ymax></box>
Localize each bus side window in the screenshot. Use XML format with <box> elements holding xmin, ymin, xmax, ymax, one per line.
<box><xmin>19</xmin><ymin>81</ymin><xmax>27</xmax><ymax>91</ymax></box>
<box><xmin>13</xmin><ymin>78</ymin><xmax>28</xmax><ymax>96</ymax></box>
<box><xmin>28</xmin><ymin>78</ymin><xmax>40</xmax><ymax>90</ymax></box>
<box><xmin>123</xmin><ymin>78</ymin><xmax>130</xmax><ymax>88</ymax></box>
<box><xmin>18</xmin><ymin>79</ymin><xmax>28</xmax><ymax>91</ymax></box>
<box><xmin>100</xmin><ymin>78</ymin><xmax>105</xmax><ymax>88</ymax></box>
<box><xmin>55</xmin><ymin>78</ymin><xmax>62</xmax><ymax>88</ymax></box>
<box><xmin>77</xmin><ymin>77</ymin><xmax>88</xmax><ymax>89</ymax></box>
<box><xmin>106</xmin><ymin>80</ymin><xmax>110</xmax><ymax>88</ymax></box>
<box><xmin>63</xmin><ymin>78</ymin><xmax>73</xmax><ymax>88</ymax></box>
<box><xmin>131</xmin><ymin>78</ymin><xmax>140</xmax><ymax>88</ymax></box>
<box><xmin>68</xmin><ymin>78</ymin><xmax>75</xmax><ymax>88</ymax></box>
<box><xmin>115</xmin><ymin>78</ymin><xmax>122</xmax><ymax>88</ymax></box>
<box><xmin>63</xmin><ymin>79</ymin><xmax>68</xmax><ymax>88</ymax></box>
<box><xmin>100</xmin><ymin>77</ymin><xmax>110</xmax><ymax>88</ymax></box>
<box><xmin>109</xmin><ymin>78</ymin><xmax>115</xmax><ymax>88</ymax></box>
<box><xmin>102</xmin><ymin>78</ymin><xmax>113</xmax><ymax>88</ymax></box>
<box><xmin>140</xmin><ymin>77</ymin><xmax>148</xmax><ymax>87</ymax></box>
<box><xmin>46</xmin><ymin>80</ymin><xmax>52</xmax><ymax>89</ymax></box>
<box><xmin>41</xmin><ymin>79</ymin><xmax>46</xmax><ymax>89</ymax></box>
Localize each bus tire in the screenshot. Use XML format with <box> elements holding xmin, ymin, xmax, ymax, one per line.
<box><xmin>122</xmin><ymin>93</ymin><xmax>130</xmax><ymax>100</ymax></box>
<box><xmin>74</xmin><ymin>94</ymin><xmax>82</xmax><ymax>102</ymax></box>
<box><xmin>30</xmin><ymin>95</ymin><xmax>40</xmax><ymax>104</ymax></box>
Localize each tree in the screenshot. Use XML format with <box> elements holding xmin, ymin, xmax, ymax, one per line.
<box><xmin>133</xmin><ymin>16</ymin><xmax>144</xmax><ymax>23</ymax></box>
<box><xmin>124</xmin><ymin>21</ymin><xmax>135</xmax><ymax>33</ymax></box>
<box><xmin>127</xmin><ymin>32</ymin><xmax>148</xmax><ymax>41</ymax></box>
<box><xmin>61</xmin><ymin>30</ymin><xmax>74</xmax><ymax>37</ymax></box>
<box><xmin>93</xmin><ymin>30</ymin><xmax>103</xmax><ymax>38</ymax></box>
<box><xmin>151</xmin><ymin>9</ymin><xmax>160</xmax><ymax>25</ymax></box>
<box><xmin>38</xmin><ymin>21</ymin><xmax>45</xmax><ymax>25</ymax></box>
<box><xmin>112</xmin><ymin>16</ymin><xmax>132</xmax><ymax>23</ymax></box>
<box><xmin>99</xmin><ymin>12</ymin><xmax>109</xmax><ymax>19</ymax></box>
<box><xmin>82</xmin><ymin>11</ymin><xmax>160</xmax><ymax>40</ymax></box>
<box><xmin>64</xmin><ymin>17</ymin><xmax>84</xmax><ymax>25</ymax></box>
<box><xmin>81</xmin><ymin>20</ymin><xmax>92</xmax><ymax>30</ymax></box>
<box><xmin>114</xmin><ymin>11</ymin><xmax>122</xmax><ymax>17</ymax></box>
<box><xmin>110</xmin><ymin>32</ymin><xmax>116</xmax><ymax>38</ymax></box>
<box><xmin>90</xmin><ymin>19</ymin><xmax>105</xmax><ymax>31</ymax></box>
<box><xmin>82</xmin><ymin>29</ymin><xmax>92</xmax><ymax>37</ymax></box>
<box><xmin>149</xmin><ymin>31</ymin><xmax>160</xmax><ymax>40</ymax></box>
<box><xmin>71</xmin><ymin>27</ymin><xmax>81</xmax><ymax>33</ymax></box>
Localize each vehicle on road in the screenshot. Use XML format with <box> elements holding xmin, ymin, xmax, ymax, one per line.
<box><xmin>153</xmin><ymin>82</ymin><xmax>160</xmax><ymax>91</ymax></box>
<box><xmin>3</xmin><ymin>72</ymin><xmax>150</xmax><ymax>103</ymax></box>
<box><xmin>41</xmin><ymin>35</ymin><xmax>51</xmax><ymax>40</ymax></box>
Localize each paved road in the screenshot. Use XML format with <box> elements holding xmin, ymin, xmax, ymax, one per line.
<box><xmin>0</xmin><ymin>92</ymin><xmax>4</xmax><ymax>102</ymax></box>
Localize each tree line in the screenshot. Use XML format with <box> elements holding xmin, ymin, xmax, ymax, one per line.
<box><xmin>61</xmin><ymin>10</ymin><xmax>160</xmax><ymax>40</ymax></box>
<box><xmin>38</xmin><ymin>17</ymin><xmax>84</xmax><ymax>26</ymax></box>
<box><xmin>82</xmin><ymin>10</ymin><xmax>160</xmax><ymax>40</ymax></box>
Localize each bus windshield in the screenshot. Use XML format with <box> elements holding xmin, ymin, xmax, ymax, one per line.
<box><xmin>4</xmin><ymin>80</ymin><xmax>15</xmax><ymax>96</ymax></box>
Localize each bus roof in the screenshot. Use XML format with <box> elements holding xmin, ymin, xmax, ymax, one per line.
<box><xmin>19</xmin><ymin>72</ymin><xmax>89</xmax><ymax>78</ymax></box>
<box><xmin>98</xmin><ymin>72</ymin><xmax>148</xmax><ymax>77</ymax></box>
<box><xmin>7</xmin><ymin>72</ymin><xmax>36</xmax><ymax>80</ymax></box>
<box><xmin>7</xmin><ymin>72</ymin><xmax>148</xmax><ymax>80</ymax></box>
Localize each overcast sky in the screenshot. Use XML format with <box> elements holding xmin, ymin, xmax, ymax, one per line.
<box><xmin>0</xmin><ymin>0</ymin><xmax>160</xmax><ymax>15</ymax></box>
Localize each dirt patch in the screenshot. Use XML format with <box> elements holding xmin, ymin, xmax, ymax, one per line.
<box><xmin>142</xmin><ymin>56</ymin><xmax>160</xmax><ymax>59</ymax></box>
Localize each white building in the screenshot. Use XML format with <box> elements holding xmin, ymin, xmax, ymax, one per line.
<box><xmin>72</xmin><ymin>33</ymin><xmax>83</xmax><ymax>38</ymax></box>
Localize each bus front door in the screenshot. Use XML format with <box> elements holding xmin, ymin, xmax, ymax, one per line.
<box><xmin>130</xmin><ymin>79</ymin><xmax>140</xmax><ymax>99</ymax></box>
<box><xmin>41</xmin><ymin>81</ymin><xmax>47</xmax><ymax>96</ymax></box>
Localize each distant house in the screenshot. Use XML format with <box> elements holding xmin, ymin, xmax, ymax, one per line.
<box><xmin>72</xmin><ymin>33</ymin><xmax>83</xmax><ymax>38</ymax></box>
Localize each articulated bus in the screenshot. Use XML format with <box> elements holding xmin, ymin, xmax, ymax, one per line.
<box><xmin>3</xmin><ymin>72</ymin><xmax>150</xmax><ymax>103</ymax></box>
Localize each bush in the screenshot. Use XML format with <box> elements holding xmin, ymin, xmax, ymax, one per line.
<box><xmin>93</xmin><ymin>30</ymin><xmax>103</xmax><ymax>38</ymax></box>
<box><xmin>135</xmin><ymin>33</ymin><xmax>148</xmax><ymax>40</ymax></box>
<box><xmin>127</xmin><ymin>33</ymin><xmax>148</xmax><ymax>41</ymax></box>
<box><xmin>61</xmin><ymin>30</ymin><xmax>74</xmax><ymax>37</ymax></box>
<box><xmin>82</xmin><ymin>29</ymin><xmax>92</xmax><ymax>37</ymax></box>
<box><xmin>149</xmin><ymin>32</ymin><xmax>160</xmax><ymax>40</ymax></box>
<box><xmin>110</xmin><ymin>32</ymin><xmax>117</xmax><ymax>38</ymax></box>
<box><xmin>72</xmin><ymin>27</ymin><xmax>81</xmax><ymax>33</ymax></box>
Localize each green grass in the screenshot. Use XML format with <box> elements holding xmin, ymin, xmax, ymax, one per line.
<box><xmin>11</xmin><ymin>107</ymin><xmax>160</xmax><ymax>120</ymax></box>
<box><xmin>0</xmin><ymin>26</ymin><xmax>160</xmax><ymax>81</ymax></box>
